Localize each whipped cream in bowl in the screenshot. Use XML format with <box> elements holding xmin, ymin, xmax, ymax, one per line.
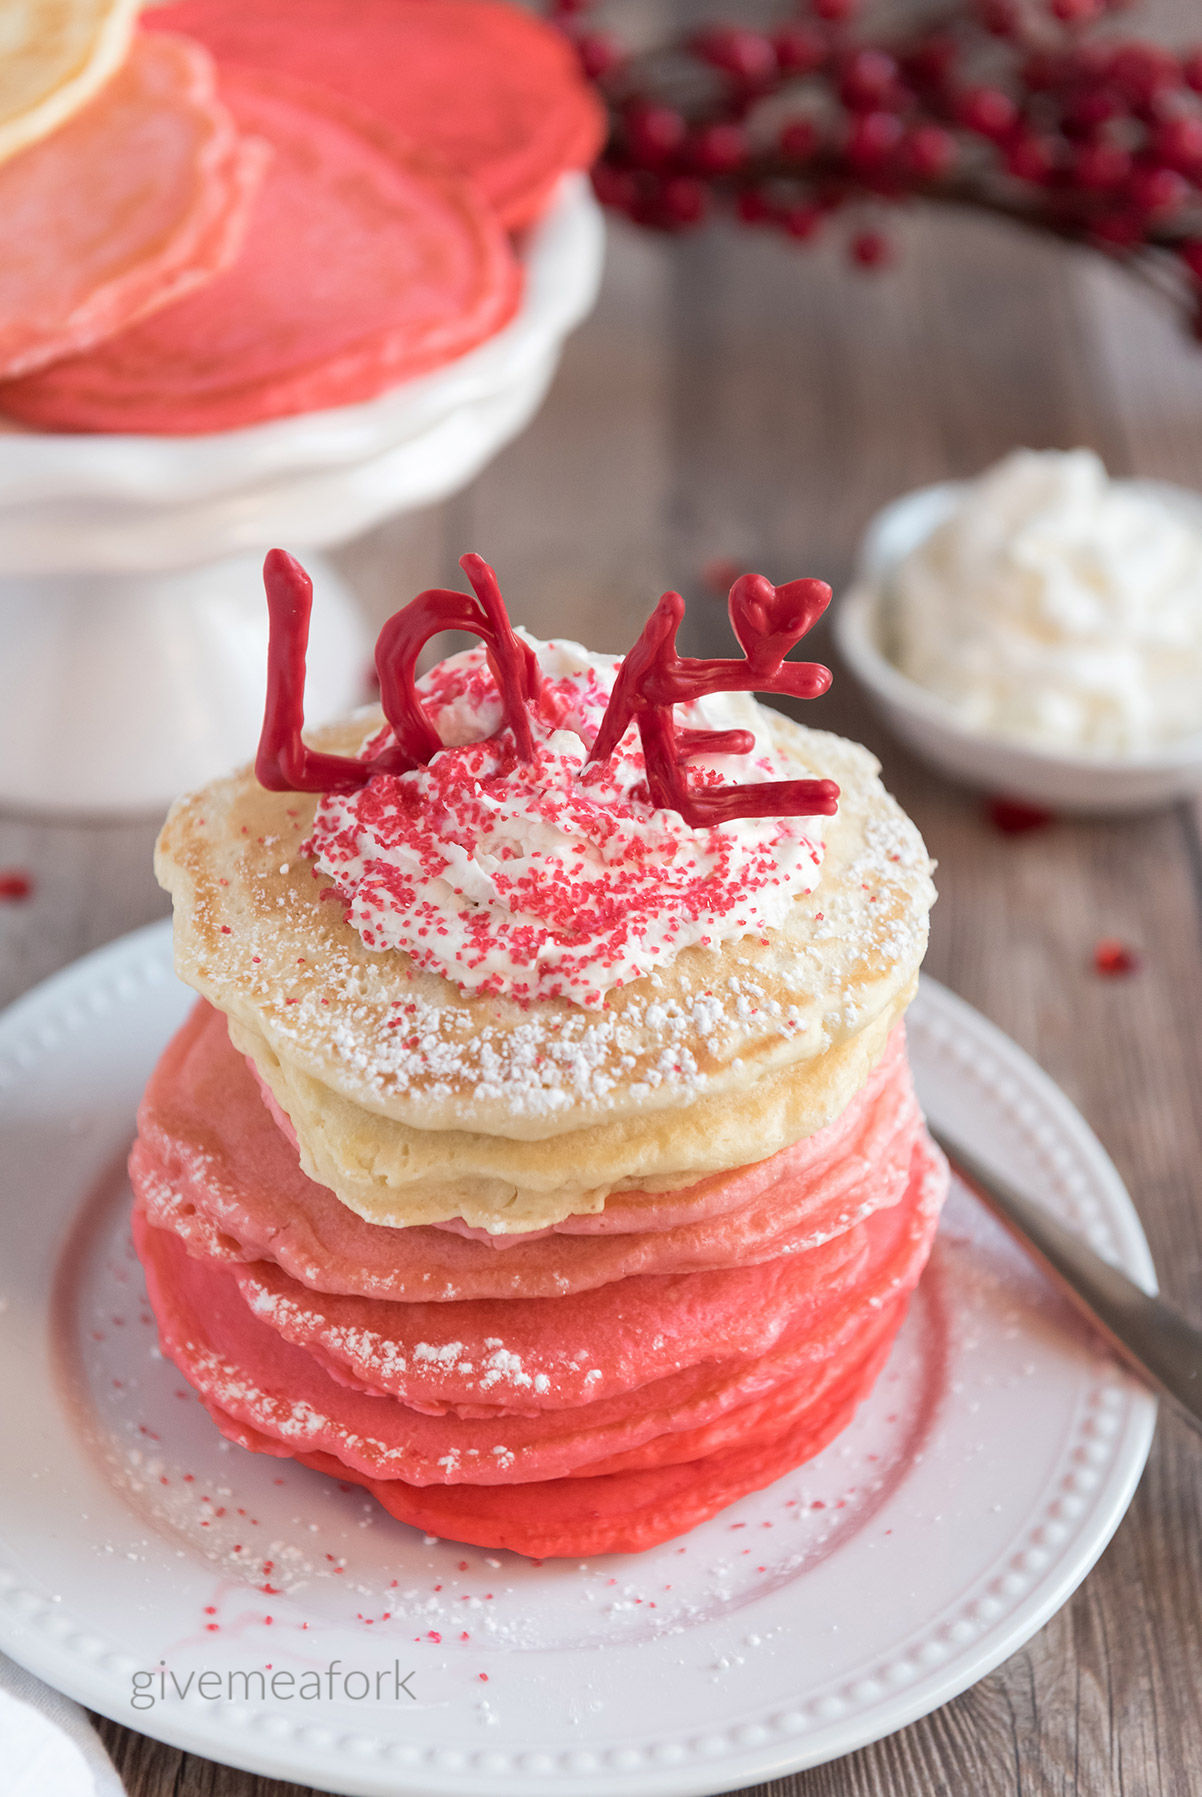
<box><xmin>834</xmin><ymin>449</ymin><xmax>1202</xmax><ymax>813</ymax></box>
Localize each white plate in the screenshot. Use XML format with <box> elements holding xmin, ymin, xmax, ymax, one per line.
<box><xmin>0</xmin><ymin>923</ymin><xmax>1157</xmax><ymax>1796</ymax></box>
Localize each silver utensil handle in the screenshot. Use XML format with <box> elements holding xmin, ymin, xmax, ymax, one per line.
<box><xmin>931</xmin><ymin>1124</ymin><xmax>1202</xmax><ymax>1436</ymax></box>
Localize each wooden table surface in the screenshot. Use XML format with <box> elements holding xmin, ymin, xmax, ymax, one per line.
<box><xmin>4</xmin><ymin>126</ymin><xmax>1202</xmax><ymax>1797</ymax></box>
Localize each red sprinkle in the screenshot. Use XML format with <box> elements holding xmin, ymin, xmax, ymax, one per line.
<box><xmin>1094</xmin><ymin>937</ymin><xmax>1140</xmax><ymax>977</ymax></box>
<box><xmin>0</xmin><ymin>869</ymin><xmax>32</xmax><ymax>900</ymax></box>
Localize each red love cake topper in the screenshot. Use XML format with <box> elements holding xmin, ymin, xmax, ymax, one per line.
<box><xmin>256</xmin><ymin>551</ymin><xmax>840</xmax><ymax>825</ymax></box>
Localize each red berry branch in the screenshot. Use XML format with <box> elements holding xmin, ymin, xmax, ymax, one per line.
<box><xmin>550</xmin><ymin>0</ymin><xmax>1202</xmax><ymax>336</ymax></box>
<box><xmin>257</xmin><ymin>554</ymin><xmax>839</xmax><ymax>826</ymax></box>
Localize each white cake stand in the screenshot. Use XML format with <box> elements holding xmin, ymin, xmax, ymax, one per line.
<box><xmin>0</xmin><ymin>176</ymin><xmax>604</xmax><ymax>816</ymax></box>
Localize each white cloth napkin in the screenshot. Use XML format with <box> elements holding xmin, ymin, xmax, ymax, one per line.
<box><xmin>0</xmin><ymin>1652</ymin><xmax>125</xmax><ymax>1796</ymax></box>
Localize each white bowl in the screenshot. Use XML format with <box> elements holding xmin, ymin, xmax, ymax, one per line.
<box><xmin>0</xmin><ymin>176</ymin><xmax>605</xmax><ymax>815</ymax></box>
<box><xmin>834</xmin><ymin>479</ymin><xmax>1202</xmax><ymax>815</ymax></box>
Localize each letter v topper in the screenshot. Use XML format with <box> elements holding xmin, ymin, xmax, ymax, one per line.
<box><xmin>585</xmin><ymin>573</ymin><xmax>840</xmax><ymax>825</ymax></box>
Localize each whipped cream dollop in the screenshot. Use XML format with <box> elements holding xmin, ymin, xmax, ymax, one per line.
<box><xmin>889</xmin><ymin>448</ymin><xmax>1202</xmax><ymax>755</ymax></box>
<box><xmin>305</xmin><ymin>633</ymin><xmax>828</xmax><ymax>1006</ymax></box>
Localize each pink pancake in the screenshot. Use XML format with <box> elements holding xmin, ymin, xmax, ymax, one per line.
<box><xmin>0</xmin><ymin>33</ymin><xmax>267</xmax><ymax>382</ymax></box>
<box><xmin>225</xmin><ymin>1227</ymin><xmax>868</xmax><ymax>1414</ymax></box>
<box><xmin>148</xmin><ymin>0</ymin><xmax>606</xmax><ymax>230</ymax></box>
<box><xmin>0</xmin><ymin>64</ymin><xmax>520</xmax><ymax>434</ymax></box>
<box><xmin>130</xmin><ymin>1002</ymin><xmax>923</xmax><ymax>1301</ymax></box>
<box><xmin>132</xmin><ymin>1140</ymin><xmax>942</xmax><ymax>1488</ymax></box>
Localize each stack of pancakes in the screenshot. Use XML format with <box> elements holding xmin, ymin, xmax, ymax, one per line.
<box><xmin>134</xmin><ymin>706</ymin><xmax>945</xmax><ymax>1557</ymax></box>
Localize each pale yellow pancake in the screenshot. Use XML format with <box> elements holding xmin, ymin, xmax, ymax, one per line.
<box><xmin>0</xmin><ymin>0</ymin><xmax>140</xmax><ymax>164</ymax></box>
<box><xmin>226</xmin><ymin>985</ymin><xmax>911</xmax><ymax>1230</ymax></box>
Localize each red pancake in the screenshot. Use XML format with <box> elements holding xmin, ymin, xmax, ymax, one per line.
<box><xmin>171</xmin><ymin>1306</ymin><xmax>901</xmax><ymax>1557</ymax></box>
<box><xmin>0</xmin><ymin>33</ymin><xmax>266</xmax><ymax>381</ymax></box>
<box><xmin>0</xmin><ymin>64</ymin><xmax>521</xmax><ymax>434</ymax></box>
<box><xmin>131</xmin><ymin>1140</ymin><xmax>942</xmax><ymax>1490</ymax></box>
<box><xmin>147</xmin><ymin>0</ymin><xmax>606</xmax><ymax>230</ymax></box>
<box><xmin>129</xmin><ymin>1002</ymin><xmax>924</xmax><ymax>1302</ymax></box>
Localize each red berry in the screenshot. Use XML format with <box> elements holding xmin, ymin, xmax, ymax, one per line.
<box><xmin>846</xmin><ymin>110</ymin><xmax>904</xmax><ymax>171</ymax></box>
<box><xmin>690</xmin><ymin>121</ymin><xmax>749</xmax><ymax>175</ymax></box>
<box><xmin>1093</xmin><ymin>937</ymin><xmax>1140</xmax><ymax>976</ymax></box>
<box><xmin>590</xmin><ymin>163</ymin><xmax>638</xmax><ymax>211</ymax></box>
<box><xmin>736</xmin><ymin>186</ymin><xmax>773</xmax><ymax>224</ymax></box>
<box><xmin>1178</xmin><ymin>238</ymin><xmax>1202</xmax><ymax>280</ymax></box>
<box><xmin>838</xmin><ymin>48</ymin><xmax>899</xmax><ymax>110</ymax></box>
<box><xmin>781</xmin><ymin>201</ymin><xmax>822</xmax><ymax>240</ymax></box>
<box><xmin>1184</xmin><ymin>50</ymin><xmax>1202</xmax><ymax>94</ymax></box>
<box><xmin>813</xmin><ymin>0</ymin><xmax>857</xmax><ymax>19</ymax></box>
<box><xmin>692</xmin><ymin>26</ymin><xmax>777</xmax><ymax>85</ymax></box>
<box><xmin>1006</xmin><ymin>132</ymin><xmax>1060</xmax><ymax>182</ymax></box>
<box><xmin>1091</xmin><ymin>210</ymin><xmax>1144</xmax><ymax>250</ymax></box>
<box><xmin>661</xmin><ymin>175</ymin><xmax>709</xmax><ymax>227</ymax></box>
<box><xmin>850</xmin><ymin>228</ymin><xmax>892</xmax><ymax>268</ymax></box>
<box><xmin>1127</xmin><ymin>163</ymin><xmax>1188</xmax><ymax>217</ymax></box>
<box><xmin>575</xmin><ymin>30</ymin><xmax>625</xmax><ymax>79</ymax></box>
<box><xmin>625</xmin><ymin>102</ymin><xmax>686</xmax><ymax>164</ymax></box>
<box><xmin>1151</xmin><ymin>114</ymin><xmax>1202</xmax><ymax>174</ymax></box>
<box><xmin>1107</xmin><ymin>42</ymin><xmax>1179</xmax><ymax>106</ymax></box>
<box><xmin>955</xmin><ymin>85</ymin><xmax>1019</xmax><ymax>140</ymax></box>
<box><xmin>905</xmin><ymin>34</ymin><xmax>959</xmax><ymax>89</ymax></box>
<box><xmin>779</xmin><ymin>117</ymin><xmax>819</xmax><ymax>161</ymax></box>
<box><xmin>1068</xmin><ymin>42</ymin><xmax>1113</xmax><ymax>83</ymax></box>
<box><xmin>774</xmin><ymin>24</ymin><xmax>826</xmax><ymax>76</ymax></box>
<box><xmin>986</xmin><ymin>797</ymin><xmax>1053</xmax><ymax>835</ymax></box>
<box><xmin>549</xmin><ymin>0</ymin><xmax>590</xmax><ymax>16</ymax></box>
<box><xmin>1061</xmin><ymin>89</ymin><xmax>1119</xmax><ymax>137</ymax></box>
<box><xmin>1052</xmin><ymin>0</ymin><xmax>1101</xmax><ymax>23</ymax></box>
<box><xmin>0</xmin><ymin>870</ymin><xmax>32</xmax><ymax>900</ymax></box>
<box><xmin>1073</xmin><ymin>140</ymin><xmax>1131</xmax><ymax>189</ymax></box>
<box><xmin>1021</xmin><ymin>50</ymin><xmax>1061</xmax><ymax>92</ymax></box>
<box><xmin>905</xmin><ymin>123</ymin><xmax>957</xmax><ymax>179</ymax></box>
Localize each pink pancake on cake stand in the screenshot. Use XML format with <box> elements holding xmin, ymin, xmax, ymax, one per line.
<box><xmin>0</xmin><ymin>174</ymin><xmax>602</xmax><ymax>816</ymax></box>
